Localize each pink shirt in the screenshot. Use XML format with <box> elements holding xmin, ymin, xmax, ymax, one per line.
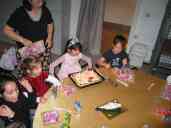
<box><xmin>49</xmin><ymin>53</ymin><xmax>92</xmax><ymax>80</ymax></box>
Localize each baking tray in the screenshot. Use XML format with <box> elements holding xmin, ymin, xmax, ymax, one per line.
<box><xmin>69</xmin><ymin>69</ymin><xmax>105</xmax><ymax>88</ymax></box>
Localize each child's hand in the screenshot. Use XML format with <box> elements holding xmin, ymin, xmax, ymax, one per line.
<box><xmin>104</xmin><ymin>63</ymin><xmax>111</xmax><ymax>69</ymax></box>
<box><xmin>112</xmin><ymin>68</ymin><xmax>120</xmax><ymax>75</ymax></box>
<box><xmin>0</xmin><ymin>105</ymin><xmax>15</xmax><ymax>118</ymax></box>
<box><xmin>40</xmin><ymin>95</ymin><xmax>48</xmax><ymax>104</ymax></box>
<box><xmin>19</xmin><ymin>78</ymin><xmax>33</xmax><ymax>93</ymax></box>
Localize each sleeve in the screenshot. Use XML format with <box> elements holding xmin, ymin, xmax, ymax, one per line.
<box><xmin>121</xmin><ymin>51</ymin><xmax>129</xmax><ymax>60</ymax></box>
<box><xmin>80</xmin><ymin>53</ymin><xmax>92</xmax><ymax>69</ymax></box>
<box><xmin>6</xmin><ymin>8</ymin><xmax>22</xmax><ymax>30</ymax></box>
<box><xmin>42</xmin><ymin>71</ymin><xmax>49</xmax><ymax>78</ymax></box>
<box><xmin>25</xmin><ymin>92</ymin><xmax>37</xmax><ymax>109</ymax></box>
<box><xmin>44</xmin><ymin>6</ymin><xmax>53</xmax><ymax>24</ymax></box>
<box><xmin>49</xmin><ymin>54</ymin><xmax>65</xmax><ymax>74</ymax></box>
<box><xmin>102</xmin><ymin>50</ymin><xmax>111</xmax><ymax>62</ymax></box>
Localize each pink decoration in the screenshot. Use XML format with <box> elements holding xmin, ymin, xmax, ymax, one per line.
<box><xmin>18</xmin><ymin>40</ymin><xmax>45</xmax><ymax>59</ymax></box>
<box><xmin>162</xmin><ymin>84</ymin><xmax>171</xmax><ymax>101</ymax></box>
<box><xmin>59</xmin><ymin>85</ymin><xmax>76</xmax><ymax>96</ymax></box>
<box><xmin>117</xmin><ymin>68</ymin><xmax>134</xmax><ymax>82</ymax></box>
<box><xmin>43</xmin><ymin>111</ymin><xmax>59</xmax><ymax>125</ymax></box>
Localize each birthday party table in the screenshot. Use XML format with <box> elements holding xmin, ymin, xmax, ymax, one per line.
<box><xmin>33</xmin><ymin>68</ymin><xmax>171</xmax><ymax>128</ymax></box>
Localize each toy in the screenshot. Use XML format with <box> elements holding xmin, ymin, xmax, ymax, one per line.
<box><xmin>43</xmin><ymin>111</ymin><xmax>59</xmax><ymax>125</ymax></box>
<box><xmin>162</xmin><ymin>75</ymin><xmax>171</xmax><ymax>101</ymax></box>
<box><xmin>74</xmin><ymin>101</ymin><xmax>82</xmax><ymax>112</ymax></box>
<box><xmin>116</xmin><ymin>67</ymin><xmax>134</xmax><ymax>82</ymax></box>
<box><xmin>59</xmin><ymin>85</ymin><xmax>76</xmax><ymax>96</ymax></box>
<box><xmin>60</xmin><ymin>112</ymin><xmax>71</xmax><ymax>128</ymax></box>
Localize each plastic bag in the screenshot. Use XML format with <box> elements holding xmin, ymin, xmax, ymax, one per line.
<box><xmin>0</xmin><ymin>47</ymin><xmax>17</xmax><ymax>71</ymax></box>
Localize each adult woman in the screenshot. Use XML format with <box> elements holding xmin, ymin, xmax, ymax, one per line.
<box><xmin>3</xmin><ymin>0</ymin><xmax>54</xmax><ymax>72</ymax></box>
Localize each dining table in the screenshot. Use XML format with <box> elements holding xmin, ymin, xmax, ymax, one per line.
<box><xmin>33</xmin><ymin>68</ymin><xmax>171</xmax><ymax>128</ymax></box>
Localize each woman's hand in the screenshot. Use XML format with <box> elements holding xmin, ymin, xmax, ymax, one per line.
<box><xmin>45</xmin><ymin>37</ymin><xmax>53</xmax><ymax>48</ymax></box>
<box><xmin>19</xmin><ymin>78</ymin><xmax>33</xmax><ymax>93</ymax></box>
<box><xmin>21</xmin><ymin>38</ymin><xmax>33</xmax><ymax>47</ymax></box>
<box><xmin>0</xmin><ymin>105</ymin><xmax>15</xmax><ymax>118</ymax></box>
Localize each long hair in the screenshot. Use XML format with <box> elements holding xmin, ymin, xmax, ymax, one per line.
<box><xmin>0</xmin><ymin>74</ymin><xmax>17</xmax><ymax>94</ymax></box>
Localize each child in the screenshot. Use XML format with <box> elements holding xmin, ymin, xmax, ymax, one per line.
<box><xmin>97</xmin><ymin>35</ymin><xmax>128</xmax><ymax>71</ymax></box>
<box><xmin>0</xmin><ymin>74</ymin><xmax>37</xmax><ymax>128</ymax></box>
<box><xmin>21</xmin><ymin>56</ymin><xmax>49</xmax><ymax>102</ymax></box>
<box><xmin>49</xmin><ymin>38</ymin><xmax>92</xmax><ymax>80</ymax></box>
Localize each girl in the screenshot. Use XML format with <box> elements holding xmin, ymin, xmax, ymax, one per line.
<box><xmin>49</xmin><ymin>38</ymin><xmax>92</xmax><ymax>80</ymax></box>
<box><xmin>97</xmin><ymin>35</ymin><xmax>128</xmax><ymax>71</ymax></box>
<box><xmin>21</xmin><ymin>56</ymin><xmax>49</xmax><ymax>102</ymax></box>
<box><xmin>0</xmin><ymin>74</ymin><xmax>37</xmax><ymax>128</ymax></box>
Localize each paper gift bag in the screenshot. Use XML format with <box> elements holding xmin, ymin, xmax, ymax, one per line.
<box><xmin>18</xmin><ymin>40</ymin><xmax>45</xmax><ymax>59</ymax></box>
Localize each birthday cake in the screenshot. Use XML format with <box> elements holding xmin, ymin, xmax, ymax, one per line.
<box><xmin>70</xmin><ymin>70</ymin><xmax>104</xmax><ymax>87</ymax></box>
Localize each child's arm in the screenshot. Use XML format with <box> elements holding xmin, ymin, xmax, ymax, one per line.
<box><xmin>121</xmin><ymin>52</ymin><xmax>129</xmax><ymax>66</ymax></box>
<box><xmin>96</xmin><ymin>57</ymin><xmax>111</xmax><ymax>69</ymax></box>
<box><xmin>122</xmin><ymin>58</ymin><xmax>128</xmax><ymax>66</ymax></box>
<box><xmin>81</xmin><ymin>54</ymin><xmax>92</xmax><ymax>69</ymax></box>
<box><xmin>49</xmin><ymin>54</ymin><xmax>65</xmax><ymax>75</ymax></box>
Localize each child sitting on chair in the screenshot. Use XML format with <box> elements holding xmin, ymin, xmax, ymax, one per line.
<box><xmin>97</xmin><ymin>35</ymin><xmax>128</xmax><ymax>73</ymax></box>
<box><xmin>0</xmin><ymin>75</ymin><xmax>37</xmax><ymax>128</ymax></box>
<box><xmin>49</xmin><ymin>38</ymin><xmax>92</xmax><ymax>80</ymax></box>
<box><xmin>21</xmin><ymin>56</ymin><xmax>49</xmax><ymax>103</ymax></box>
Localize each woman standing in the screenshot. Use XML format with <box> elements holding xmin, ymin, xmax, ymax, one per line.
<box><xmin>3</xmin><ymin>0</ymin><xmax>54</xmax><ymax>73</ymax></box>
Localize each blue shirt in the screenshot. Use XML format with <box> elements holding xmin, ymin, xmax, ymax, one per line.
<box><xmin>103</xmin><ymin>49</ymin><xmax>128</xmax><ymax>68</ymax></box>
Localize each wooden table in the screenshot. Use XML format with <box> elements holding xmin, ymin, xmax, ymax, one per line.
<box><xmin>33</xmin><ymin>68</ymin><xmax>171</xmax><ymax>128</ymax></box>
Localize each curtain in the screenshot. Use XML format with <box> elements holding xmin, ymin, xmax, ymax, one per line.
<box><xmin>48</xmin><ymin>0</ymin><xmax>70</xmax><ymax>55</ymax></box>
<box><xmin>77</xmin><ymin>0</ymin><xmax>105</xmax><ymax>55</ymax></box>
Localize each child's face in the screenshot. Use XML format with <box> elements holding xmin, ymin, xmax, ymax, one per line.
<box><xmin>112</xmin><ymin>42</ymin><xmax>123</xmax><ymax>54</ymax></box>
<box><xmin>70</xmin><ymin>48</ymin><xmax>80</xmax><ymax>56</ymax></box>
<box><xmin>30</xmin><ymin>62</ymin><xmax>42</xmax><ymax>77</ymax></box>
<box><xmin>3</xmin><ymin>81</ymin><xmax>19</xmax><ymax>103</ymax></box>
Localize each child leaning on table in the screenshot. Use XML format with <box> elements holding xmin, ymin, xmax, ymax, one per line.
<box><xmin>0</xmin><ymin>74</ymin><xmax>37</xmax><ymax>128</ymax></box>
<box><xmin>49</xmin><ymin>38</ymin><xmax>92</xmax><ymax>80</ymax></box>
<box><xmin>21</xmin><ymin>56</ymin><xmax>50</xmax><ymax>103</ymax></box>
<box><xmin>97</xmin><ymin>35</ymin><xmax>128</xmax><ymax>72</ymax></box>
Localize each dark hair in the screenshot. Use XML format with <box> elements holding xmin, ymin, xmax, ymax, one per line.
<box><xmin>22</xmin><ymin>0</ymin><xmax>46</xmax><ymax>11</ymax></box>
<box><xmin>65</xmin><ymin>39</ymin><xmax>82</xmax><ymax>53</ymax></box>
<box><xmin>21</xmin><ymin>56</ymin><xmax>42</xmax><ymax>75</ymax></box>
<box><xmin>113</xmin><ymin>35</ymin><xmax>127</xmax><ymax>48</ymax></box>
<box><xmin>0</xmin><ymin>74</ymin><xmax>17</xmax><ymax>94</ymax></box>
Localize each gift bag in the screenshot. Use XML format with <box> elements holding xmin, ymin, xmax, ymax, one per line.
<box><xmin>0</xmin><ymin>47</ymin><xmax>17</xmax><ymax>71</ymax></box>
<box><xmin>18</xmin><ymin>40</ymin><xmax>45</xmax><ymax>59</ymax></box>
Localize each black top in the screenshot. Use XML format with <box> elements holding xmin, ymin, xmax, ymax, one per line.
<box><xmin>0</xmin><ymin>90</ymin><xmax>37</xmax><ymax>128</ymax></box>
<box><xmin>7</xmin><ymin>6</ymin><xmax>53</xmax><ymax>48</ymax></box>
<box><xmin>103</xmin><ymin>49</ymin><xmax>128</xmax><ymax>68</ymax></box>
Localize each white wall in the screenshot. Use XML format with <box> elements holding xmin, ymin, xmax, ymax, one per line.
<box><xmin>128</xmin><ymin>0</ymin><xmax>168</xmax><ymax>63</ymax></box>
<box><xmin>69</xmin><ymin>0</ymin><xmax>81</xmax><ymax>38</ymax></box>
<box><xmin>0</xmin><ymin>0</ymin><xmax>21</xmax><ymax>42</ymax></box>
<box><xmin>104</xmin><ymin>0</ymin><xmax>137</xmax><ymax>26</ymax></box>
